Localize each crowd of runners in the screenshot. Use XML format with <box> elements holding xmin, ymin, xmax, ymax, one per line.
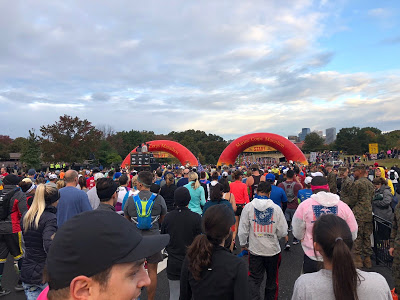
<box><xmin>0</xmin><ymin>159</ymin><xmax>399</xmax><ymax>299</ymax></box>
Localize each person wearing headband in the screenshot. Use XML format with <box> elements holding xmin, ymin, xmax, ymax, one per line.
<box><xmin>292</xmin><ymin>176</ymin><xmax>358</xmax><ymax>274</ymax></box>
<box><xmin>292</xmin><ymin>214</ymin><xmax>391</xmax><ymax>300</ymax></box>
<box><xmin>21</xmin><ymin>184</ymin><xmax>59</xmax><ymax>299</ymax></box>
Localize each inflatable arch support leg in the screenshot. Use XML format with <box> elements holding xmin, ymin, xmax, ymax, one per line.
<box><xmin>121</xmin><ymin>140</ymin><xmax>198</xmax><ymax>168</ymax></box>
<box><xmin>217</xmin><ymin>133</ymin><xmax>308</xmax><ymax>166</ymax></box>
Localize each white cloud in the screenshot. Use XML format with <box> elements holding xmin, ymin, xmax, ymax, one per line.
<box><xmin>0</xmin><ymin>0</ymin><xmax>398</xmax><ymax>140</ymax></box>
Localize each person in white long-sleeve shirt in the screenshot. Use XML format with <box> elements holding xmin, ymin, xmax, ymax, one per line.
<box><xmin>239</xmin><ymin>181</ymin><xmax>288</xmax><ymax>300</ymax></box>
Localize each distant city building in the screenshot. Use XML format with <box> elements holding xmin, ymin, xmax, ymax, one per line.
<box><xmin>326</xmin><ymin>127</ymin><xmax>337</xmax><ymax>144</ymax></box>
<box><xmin>288</xmin><ymin>135</ymin><xmax>299</xmax><ymax>143</ymax></box>
<box><xmin>298</xmin><ymin>128</ymin><xmax>311</xmax><ymax>142</ymax></box>
<box><xmin>313</xmin><ymin>130</ymin><xmax>323</xmax><ymax>138</ymax></box>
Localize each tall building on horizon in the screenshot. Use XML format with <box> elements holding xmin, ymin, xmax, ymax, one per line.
<box><xmin>326</xmin><ymin>127</ymin><xmax>337</xmax><ymax>144</ymax></box>
<box><xmin>298</xmin><ymin>128</ymin><xmax>311</xmax><ymax>142</ymax></box>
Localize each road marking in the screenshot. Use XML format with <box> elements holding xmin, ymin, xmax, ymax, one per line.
<box><xmin>157</xmin><ymin>257</ymin><xmax>167</xmax><ymax>274</ymax></box>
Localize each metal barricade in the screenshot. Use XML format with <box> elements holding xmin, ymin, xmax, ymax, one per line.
<box><xmin>372</xmin><ymin>214</ymin><xmax>393</xmax><ymax>268</ymax></box>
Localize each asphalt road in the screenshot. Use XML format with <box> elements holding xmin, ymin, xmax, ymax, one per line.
<box><xmin>3</xmin><ymin>233</ymin><xmax>395</xmax><ymax>300</ymax></box>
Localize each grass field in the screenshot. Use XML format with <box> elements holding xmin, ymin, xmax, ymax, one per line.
<box><xmin>340</xmin><ymin>157</ymin><xmax>400</xmax><ymax>169</ymax></box>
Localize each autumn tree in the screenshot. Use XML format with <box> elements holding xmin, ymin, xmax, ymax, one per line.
<box><xmin>40</xmin><ymin>115</ymin><xmax>102</xmax><ymax>163</ymax></box>
<box><xmin>0</xmin><ymin>135</ymin><xmax>13</xmax><ymax>160</ymax></box>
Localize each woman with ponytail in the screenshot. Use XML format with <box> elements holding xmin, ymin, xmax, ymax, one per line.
<box><xmin>292</xmin><ymin>214</ymin><xmax>392</xmax><ymax>300</ymax></box>
<box><xmin>21</xmin><ymin>184</ymin><xmax>59</xmax><ymax>300</ymax></box>
<box><xmin>160</xmin><ymin>173</ymin><xmax>177</xmax><ymax>212</ymax></box>
<box><xmin>184</xmin><ymin>172</ymin><xmax>206</xmax><ymax>215</ymax></box>
<box><xmin>180</xmin><ymin>204</ymin><xmax>248</xmax><ymax>300</ymax></box>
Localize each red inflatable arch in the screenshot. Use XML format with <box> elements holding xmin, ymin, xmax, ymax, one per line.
<box><xmin>217</xmin><ymin>133</ymin><xmax>308</xmax><ymax>166</ymax></box>
<box><xmin>121</xmin><ymin>140</ymin><xmax>198</xmax><ymax>168</ymax></box>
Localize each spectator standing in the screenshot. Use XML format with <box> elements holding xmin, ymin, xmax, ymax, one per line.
<box><xmin>21</xmin><ymin>184</ymin><xmax>59</xmax><ymax>300</ymax></box>
<box><xmin>390</xmin><ymin>199</ymin><xmax>400</xmax><ymax>298</ymax></box>
<box><xmin>372</xmin><ymin>177</ymin><xmax>393</xmax><ymax>222</ymax></box>
<box><xmin>161</xmin><ymin>187</ymin><xmax>202</xmax><ymax>300</ymax></box>
<box><xmin>56</xmin><ymin>170</ymin><xmax>92</xmax><ymax>228</ymax></box>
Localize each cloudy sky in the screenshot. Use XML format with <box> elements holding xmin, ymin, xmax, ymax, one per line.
<box><xmin>1</xmin><ymin>0</ymin><xmax>399</xmax><ymax>140</ymax></box>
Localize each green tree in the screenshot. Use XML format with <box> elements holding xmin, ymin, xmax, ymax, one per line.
<box><xmin>40</xmin><ymin>115</ymin><xmax>102</xmax><ymax>163</ymax></box>
<box><xmin>302</xmin><ymin>132</ymin><xmax>325</xmax><ymax>152</ymax></box>
<box><xmin>20</xmin><ymin>130</ymin><xmax>41</xmax><ymax>169</ymax></box>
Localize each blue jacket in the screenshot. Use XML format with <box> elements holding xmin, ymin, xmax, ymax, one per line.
<box><xmin>21</xmin><ymin>206</ymin><xmax>58</xmax><ymax>284</ymax></box>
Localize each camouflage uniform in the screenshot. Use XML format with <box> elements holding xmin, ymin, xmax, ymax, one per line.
<box><xmin>390</xmin><ymin>203</ymin><xmax>400</xmax><ymax>294</ymax></box>
<box><xmin>340</xmin><ymin>176</ymin><xmax>354</xmax><ymax>205</ymax></box>
<box><xmin>348</xmin><ymin>177</ymin><xmax>375</xmax><ymax>256</ymax></box>
<box><xmin>327</xmin><ymin>171</ymin><xmax>338</xmax><ymax>194</ymax></box>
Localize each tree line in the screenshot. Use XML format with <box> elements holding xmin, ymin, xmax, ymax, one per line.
<box><xmin>1</xmin><ymin>115</ymin><xmax>399</xmax><ymax>169</ymax></box>
<box><xmin>302</xmin><ymin>127</ymin><xmax>400</xmax><ymax>154</ymax></box>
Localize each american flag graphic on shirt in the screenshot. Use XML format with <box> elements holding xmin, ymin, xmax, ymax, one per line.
<box><xmin>311</xmin><ymin>205</ymin><xmax>338</xmax><ymax>223</ymax></box>
<box><xmin>253</xmin><ymin>207</ymin><xmax>275</xmax><ymax>234</ymax></box>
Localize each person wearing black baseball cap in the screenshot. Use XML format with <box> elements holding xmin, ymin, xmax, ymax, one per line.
<box><xmin>40</xmin><ymin>210</ymin><xmax>169</xmax><ymax>300</ymax></box>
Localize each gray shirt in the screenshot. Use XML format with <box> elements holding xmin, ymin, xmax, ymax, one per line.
<box><xmin>124</xmin><ymin>190</ymin><xmax>167</xmax><ymax>235</ymax></box>
<box><xmin>292</xmin><ymin>269</ymin><xmax>392</xmax><ymax>300</ymax></box>
<box><xmin>87</xmin><ymin>186</ymin><xmax>100</xmax><ymax>210</ymax></box>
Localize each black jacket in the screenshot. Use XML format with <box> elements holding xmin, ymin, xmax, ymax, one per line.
<box><xmin>160</xmin><ymin>184</ymin><xmax>177</xmax><ymax>212</ymax></box>
<box><xmin>180</xmin><ymin>245</ymin><xmax>249</xmax><ymax>300</ymax></box>
<box><xmin>20</xmin><ymin>206</ymin><xmax>57</xmax><ymax>284</ymax></box>
<box><xmin>161</xmin><ymin>207</ymin><xmax>201</xmax><ymax>280</ymax></box>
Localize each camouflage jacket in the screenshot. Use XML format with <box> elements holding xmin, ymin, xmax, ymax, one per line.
<box><xmin>348</xmin><ymin>177</ymin><xmax>374</xmax><ymax>222</ymax></box>
<box><xmin>390</xmin><ymin>203</ymin><xmax>400</xmax><ymax>249</ymax></box>
<box><xmin>340</xmin><ymin>176</ymin><xmax>354</xmax><ymax>205</ymax></box>
<box><xmin>327</xmin><ymin>171</ymin><xmax>338</xmax><ymax>194</ymax></box>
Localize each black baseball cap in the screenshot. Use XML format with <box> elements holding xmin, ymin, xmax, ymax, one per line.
<box><xmin>47</xmin><ymin>210</ymin><xmax>170</xmax><ymax>290</ymax></box>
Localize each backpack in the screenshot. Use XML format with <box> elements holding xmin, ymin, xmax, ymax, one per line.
<box><xmin>132</xmin><ymin>193</ymin><xmax>158</xmax><ymax>230</ymax></box>
<box><xmin>389</xmin><ymin>170</ymin><xmax>395</xmax><ymax>180</ymax></box>
<box><xmin>282</xmin><ymin>182</ymin><xmax>296</xmax><ymax>202</ymax></box>
<box><xmin>0</xmin><ymin>188</ymin><xmax>19</xmax><ymax>220</ymax></box>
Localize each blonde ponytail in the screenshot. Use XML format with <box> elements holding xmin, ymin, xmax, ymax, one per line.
<box><xmin>23</xmin><ymin>184</ymin><xmax>47</xmax><ymax>233</ymax></box>
<box><xmin>189</xmin><ymin>172</ymin><xmax>200</xmax><ymax>190</ymax></box>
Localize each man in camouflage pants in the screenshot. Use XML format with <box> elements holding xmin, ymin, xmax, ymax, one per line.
<box><xmin>348</xmin><ymin>165</ymin><xmax>375</xmax><ymax>269</ymax></box>
<box><xmin>326</xmin><ymin>163</ymin><xmax>338</xmax><ymax>194</ymax></box>
<box><xmin>338</xmin><ymin>166</ymin><xmax>353</xmax><ymax>205</ymax></box>
<box><xmin>390</xmin><ymin>202</ymin><xmax>400</xmax><ymax>296</ymax></box>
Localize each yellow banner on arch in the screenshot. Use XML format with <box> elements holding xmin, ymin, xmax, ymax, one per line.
<box><xmin>152</xmin><ymin>151</ymin><xmax>174</xmax><ymax>158</ymax></box>
<box><xmin>243</xmin><ymin>145</ymin><xmax>277</xmax><ymax>152</ymax></box>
